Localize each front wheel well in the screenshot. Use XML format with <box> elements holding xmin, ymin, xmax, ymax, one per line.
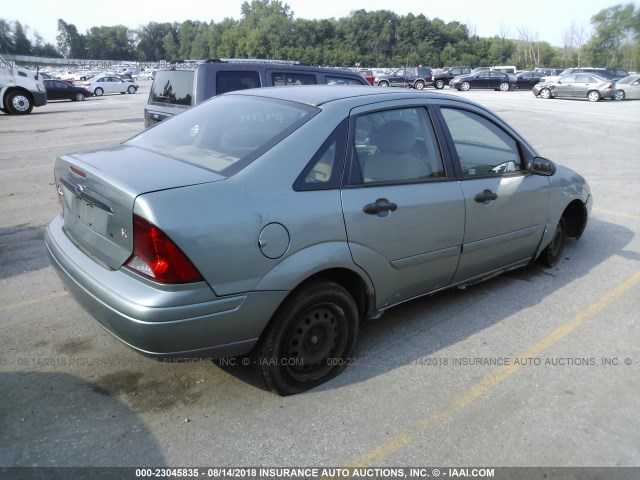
<box><xmin>562</xmin><ymin>199</ymin><xmax>588</xmax><ymax>239</ymax></box>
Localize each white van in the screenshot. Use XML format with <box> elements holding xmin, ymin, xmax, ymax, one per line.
<box><xmin>491</xmin><ymin>65</ymin><xmax>517</xmax><ymax>74</ymax></box>
<box><xmin>0</xmin><ymin>55</ymin><xmax>47</xmax><ymax>115</ymax></box>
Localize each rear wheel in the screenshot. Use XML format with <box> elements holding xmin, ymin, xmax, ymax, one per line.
<box><xmin>378</xmin><ymin>81</ymin><xmax>389</xmax><ymax>87</ymax></box>
<box><xmin>587</xmin><ymin>90</ymin><xmax>601</xmax><ymax>102</ymax></box>
<box><xmin>414</xmin><ymin>80</ymin><xmax>425</xmax><ymax>90</ymax></box>
<box><xmin>614</xmin><ymin>89</ymin><xmax>625</xmax><ymax>101</ymax></box>
<box><xmin>460</xmin><ymin>81</ymin><xmax>470</xmax><ymax>91</ymax></box>
<box><xmin>499</xmin><ymin>81</ymin><xmax>510</xmax><ymax>91</ymax></box>
<box><xmin>539</xmin><ymin>218</ymin><xmax>567</xmax><ymax>267</ymax></box>
<box><xmin>539</xmin><ymin>88</ymin><xmax>552</xmax><ymax>99</ymax></box>
<box><xmin>127</xmin><ymin>85</ymin><xmax>136</xmax><ymax>94</ymax></box>
<box><xmin>256</xmin><ymin>279</ymin><xmax>359</xmax><ymax>396</ymax></box>
<box><xmin>435</xmin><ymin>79</ymin><xmax>445</xmax><ymax>89</ymax></box>
<box><xmin>73</xmin><ymin>92</ymin><xmax>85</xmax><ymax>101</ymax></box>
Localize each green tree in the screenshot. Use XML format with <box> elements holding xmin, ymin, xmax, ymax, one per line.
<box><xmin>57</xmin><ymin>19</ymin><xmax>86</xmax><ymax>58</ymax></box>
<box><xmin>136</xmin><ymin>22</ymin><xmax>176</xmax><ymax>61</ymax></box>
<box><xmin>586</xmin><ymin>3</ymin><xmax>636</xmax><ymax>67</ymax></box>
<box><xmin>0</xmin><ymin>19</ymin><xmax>15</xmax><ymax>53</ymax></box>
<box><xmin>11</xmin><ymin>21</ymin><xmax>32</xmax><ymax>54</ymax></box>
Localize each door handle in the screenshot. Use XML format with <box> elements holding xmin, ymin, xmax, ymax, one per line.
<box><xmin>363</xmin><ymin>198</ymin><xmax>398</xmax><ymax>216</ymax></box>
<box><xmin>474</xmin><ymin>189</ymin><xmax>498</xmax><ymax>203</ymax></box>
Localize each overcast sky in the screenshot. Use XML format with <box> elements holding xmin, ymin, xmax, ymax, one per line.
<box><xmin>3</xmin><ymin>0</ymin><xmax>634</xmax><ymax>49</ymax></box>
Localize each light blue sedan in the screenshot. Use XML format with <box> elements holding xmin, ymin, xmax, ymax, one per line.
<box><xmin>45</xmin><ymin>86</ymin><xmax>592</xmax><ymax>395</ymax></box>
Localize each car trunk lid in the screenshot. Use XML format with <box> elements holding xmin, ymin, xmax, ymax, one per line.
<box><xmin>55</xmin><ymin>144</ymin><xmax>223</xmax><ymax>270</ymax></box>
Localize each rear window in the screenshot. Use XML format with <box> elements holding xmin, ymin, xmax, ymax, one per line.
<box><xmin>150</xmin><ymin>70</ymin><xmax>194</xmax><ymax>106</ymax></box>
<box><xmin>126</xmin><ymin>95</ymin><xmax>317</xmax><ymax>177</ymax></box>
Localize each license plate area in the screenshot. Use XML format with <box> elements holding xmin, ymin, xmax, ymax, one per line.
<box><xmin>76</xmin><ymin>200</ymin><xmax>108</xmax><ymax>235</ymax></box>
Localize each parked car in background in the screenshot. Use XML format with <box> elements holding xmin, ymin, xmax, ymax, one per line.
<box><xmin>512</xmin><ymin>71</ymin><xmax>546</xmax><ymax>89</ymax></box>
<box><xmin>432</xmin><ymin>66</ymin><xmax>471</xmax><ymax>89</ymax></box>
<box><xmin>450</xmin><ymin>70</ymin><xmax>514</xmax><ymax>91</ymax></box>
<box><xmin>613</xmin><ymin>74</ymin><xmax>640</xmax><ymax>100</ymax></box>
<box><xmin>357</xmin><ymin>69</ymin><xmax>374</xmax><ymax>85</ymax></box>
<box><xmin>541</xmin><ymin>67</ymin><xmax>628</xmax><ymax>83</ymax></box>
<box><xmin>134</xmin><ymin>70</ymin><xmax>156</xmax><ymax>81</ymax></box>
<box><xmin>43</xmin><ymin>79</ymin><xmax>92</xmax><ymax>101</ymax></box>
<box><xmin>81</xmin><ymin>75</ymin><xmax>139</xmax><ymax>96</ymax></box>
<box><xmin>46</xmin><ymin>86</ymin><xmax>591</xmax><ymax>396</ymax></box>
<box><xmin>374</xmin><ymin>67</ymin><xmax>433</xmax><ymax>89</ymax></box>
<box><xmin>533</xmin><ymin>73</ymin><xmax>617</xmax><ymax>101</ymax></box>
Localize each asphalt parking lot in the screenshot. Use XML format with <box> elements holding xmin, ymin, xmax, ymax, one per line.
<box><xmin>1</xmin><ymin>85</ymin><xmax>639</xmax><ymax>470</ymax></box>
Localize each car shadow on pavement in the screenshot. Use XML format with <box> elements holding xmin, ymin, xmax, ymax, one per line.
<box><xmin>321</xmin><ymin>216</ymin><xmax>637</xmax><ymax>392</ymax></box>
<box><xmin>0</xmin><ymin>225</ymin><xmax>49</xmax><ymax>281</ymax></box>
<box><xmin>216</xmin><ymin>217</ymin><xmax>636</xmax><ymax>394</ymax></box>
<box><xmin>0</xmin><ymin>372</ymin><xmax>166</xmax><ymax>467</ymax></box>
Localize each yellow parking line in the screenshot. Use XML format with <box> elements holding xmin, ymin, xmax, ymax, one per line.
<box><xmin>594</xmin><ymin>208</ymin><xmax>640</xmax><ymax>220</ymax></box>
<box><xmin>348</xmin><ymin>270</ymin><xmax>640</xmax><ymax>467</ymax></box>
<box><xmin>0</xmin><ymin>291</ymin><xmax>68</xmax><ymax>312</ymax></box>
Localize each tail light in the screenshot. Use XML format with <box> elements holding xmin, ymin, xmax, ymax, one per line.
<box><xmin>125</xmin><ymin>215</ymin><xmax>202</xmax><ymax>283</ymax></box>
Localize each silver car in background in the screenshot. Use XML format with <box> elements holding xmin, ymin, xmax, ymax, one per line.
<box><xmin>614</xmin><ymin>74</ymin><xmax>640</xmax><ymax>100</ymax></box>
<box><xmin>533</xmin><ymin>73</ymin><xmax>617</xmax><ymax>101</ymax></box>
<box><xmin>45</xmin><ymin>86</ymin><xmax>592</xmax><ymax>396</ymax></box>
<box><xmin>80</xmin><ymin>75</ymin><xmax>138</xmax><ymax>96</ymax></box>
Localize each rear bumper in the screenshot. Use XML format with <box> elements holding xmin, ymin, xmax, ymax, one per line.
<box><xmin>45</xmin><ymin>215</ymin><xmax>287</xmax><ymax>359</ymax></box>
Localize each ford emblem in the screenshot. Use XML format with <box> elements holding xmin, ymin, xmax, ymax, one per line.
<box><xmin>75</xmin><ymin>184</ymin><xmax>84</xmax><ymax>195</ymax></box>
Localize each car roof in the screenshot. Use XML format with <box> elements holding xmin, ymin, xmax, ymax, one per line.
<box><xmin>224</xmin><ymin>85</ymin><xmax>468</xmax><ymax>107</ymax></box>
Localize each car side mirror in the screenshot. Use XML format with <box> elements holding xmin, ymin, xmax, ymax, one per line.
<box><xmin>528</xmin><ymin>157</ymin><xmax>556</xmax><ymax>176</ymax></box>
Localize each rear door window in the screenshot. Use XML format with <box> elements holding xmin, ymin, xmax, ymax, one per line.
<box><xmin>216</xmin><ymin>70</ymin><xmax>261</xmax><ymax>95</ymax></box>
<box><xmin>271</xmin><ymin>72</ymin><xmax>317</xmax><ymax>86</ymax></box>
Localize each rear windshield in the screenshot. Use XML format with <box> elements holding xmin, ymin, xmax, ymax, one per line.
<box><xmin>126</xmin><ymin>95</ymin><xmax>318</xmax><ymax>177</ymax></box>
<box><xmin>150</xmin><ymin>70</ymin><xmax>194</xmax><ymax>106</ymax></box>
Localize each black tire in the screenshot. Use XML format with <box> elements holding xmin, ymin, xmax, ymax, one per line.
<box><xmin>499</xmin><ymin>81</ymin><xmax>510</xmax><ymax>92</ymax></box>
<box><xmin>6</xmin><ymin>91</ymin><xmax>34</xmax><ymax>115</ymax></box>
<box><xmin>73</xmin><ymin>92</ymin><xmax>85</xmax><ymax>101</ymax></box>
<box><xmin>94</xmin><ymin>87</ymin><xmax>104</xmax><ymax>96</ymax></box>
<box><xmin>539</xmin><ymin>88</ymin><xmax>552</xmax><ymax>99</ymax></box>
<box><xmin>460</xmin><ymin>81</ymin><xmax>470</xmax><ymax>91</ymax></box>
<box><xmin>435</xmin><ymin>79</ymin><xmax>445</xmax><ymax>89</ymax></box>
<box><xmin>256</xmin><ymin>279</ymin><xmax>359</xmax><ymax>396</ymax></box>
<box><xmin>378</xmin><ymin>81</ymin><xmax>389</xmax><ymax>87</ymax></box>
<box><xmin>587</xmin><ymin>90</ymin><xmax>601</xmax><ymax>102</ymax></box>
<box><xmin>614</xmin><ymin>89</ymin><xmax>625</xmax><ymax>101</ymax></box>
<box><xmin>127</xmin><ymin>85</ymin><xmax>136</xmax><ymax>94</ymax></box>
<box><xmin>539</xmin><ymin>217</ymin><xmax>567</xmax><ymax>267</ymax></box>
<box><xmin>414</xmin><ymin>80</ymin><xmax>425</xmax><ymax>90</ymax></box>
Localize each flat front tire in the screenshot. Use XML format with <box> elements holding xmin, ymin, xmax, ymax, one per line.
<box><xmin>256</xmin><ymin>279</ymin><xmax>359</xmax><ymax>396</ymax></box>
<box><xmin>539</xmin><ymin>218</ymin><xmax>567</xmax><ymax>267</ymax></box>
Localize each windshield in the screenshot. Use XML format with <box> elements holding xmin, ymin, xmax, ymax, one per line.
<box><xmin>126</xmin><ymin>95</ymin><xmax>318</xmax><ymax>176</ymax></box>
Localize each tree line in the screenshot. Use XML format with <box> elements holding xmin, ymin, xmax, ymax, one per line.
<box><xmin>2</xmin><ymin>0</ymin><xmax>639</xmax><ymax>70</ymax></box>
